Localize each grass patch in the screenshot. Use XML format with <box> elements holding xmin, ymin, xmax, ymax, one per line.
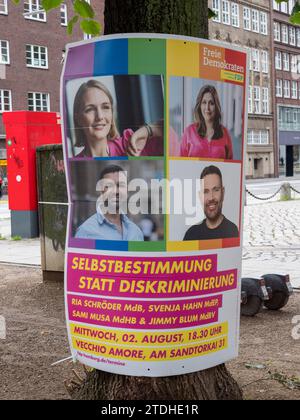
<box><xmin>11</xmin><ymin>235</ymin><xmax>22</xmax><ymax>241</ymax></box>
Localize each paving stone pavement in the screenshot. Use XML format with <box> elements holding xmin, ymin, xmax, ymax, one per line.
<box><xmin>242</xmin><ymin>200</ymin><xmax>300</xmax><ymax>288</ymax></box>
<box><xmin>0</xmin><ymin>196</ymin><xmax>300</xmax><ymax>287</ymax></box>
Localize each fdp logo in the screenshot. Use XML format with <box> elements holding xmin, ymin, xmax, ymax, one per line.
<box><xmin>0</xmin><ymin>315</ymin><xmax>6</xmax><ymax>340</ymax></box>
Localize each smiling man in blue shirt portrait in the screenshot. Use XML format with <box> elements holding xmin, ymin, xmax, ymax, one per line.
<box><xmin>75</xmin><ymin>165</ymin><xmax>144</xmax><ymax>241</ymax></box>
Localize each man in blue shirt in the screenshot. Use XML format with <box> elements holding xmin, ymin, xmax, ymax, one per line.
<box><xmin>75</xmin><ymin>165</ymin><xmax>144</xmax><ymax>241</ymax></box>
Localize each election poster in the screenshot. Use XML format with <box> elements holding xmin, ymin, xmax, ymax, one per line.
<box><xmin>61</xmin><ymin>34</ymin><xmax>248</xmax><ymax>377</ymax></box>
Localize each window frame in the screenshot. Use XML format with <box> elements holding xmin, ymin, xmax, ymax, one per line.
<box><xmin>222</xmin><ymin>0</ymin><xmax>230</xmax><ymax>25</ymax></box>
<box><xmin>276</xmin><ymin>79</ymin><xmax>283</xmax><ymax>97</ymax></box>
<box><xmin>24</xmin><ymin>0</ymin><xmax>46</xmax><ymax>22</ymax></box>
<box><xmin>0</xmin><ymin>0</ymin><xmax>8</xmax><ymax>15</ymax></box>
<box><xmin>283</xmin><ymin>80</ymin><xmax>291</xmax><ymax>98</ymax></box>
<box><xmin>274</xmin><ymin>22</ymin><xmax>281</xmax><ymax>42</ymax></box>
<box><xmin>262</xmin><ymin>87</ymin><xmax>269</xmax><ymax>114</ymax></box>
<box><xmin>292</xmin><ymin>80</ymin><xmax>298</xmax><ymax>99</ymax></box>
<box><xmin>281</xmin><ymin>24</ymin><xmax>289</xmax><ymax>44</ymax></box>
<box><xmin>253</xmin><ymin>86</ymin><xmax>261</xmax><ymax>114</ymax></box>
<box><xmin>251</xmin><ymin>9</ymin><xmax>260</xmax><ymax>33</ymax></box>
<box><xmin>0</xmin><ymin>40</ymin><xmax>10</xmax><ymax>65</ymax></box>
<box><xmin>60</xmin><ymin>3</ymin><xmax>67</xmax><ymax>26</ymax></box>
<box><xmin>231</xmin><ymin>2</ymin><xmax>240</xmax><ymax>27</ymax></box>
<box><xmin>243</xmin><ymin>6</ymin><xmax>251</xmax><ymax>31</ymax></box>
<box><xmin>26</xmin><ymin>44</ymin><xmax>48</xmax><ymax>69</ymax></box>
<box><xmin>212</xmin><ymin>0</ymin><xmax>221</xmax><ymax>23</ymax></box>
<box><xmin>260</xmin><ymin>12</ymin><xmax>268</xmax><ymax>35</ymax></box>
<box><xmin>283</xmin><ymin>52</ymin><xmax>290</xmax><ymax>71</ymax></box>
<box><xmin>261</xmin><ymin>51</ymin><xmax>268</xmax><ymax>73</ymax></box>
<box><xmin>0</xmin><ymin>89</ymin><xmax>12</xmax><ymax>113</ymax></box>
<box><xmin>27</xmin><ymin>91</ymin><xmax>50</xmax><ymax>112</ymax></box>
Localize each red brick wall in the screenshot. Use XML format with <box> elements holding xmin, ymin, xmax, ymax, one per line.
<box><xmin>0</xmin><ymin>0</ymin><xmax>105</xmax><ymax>137</ymax></box>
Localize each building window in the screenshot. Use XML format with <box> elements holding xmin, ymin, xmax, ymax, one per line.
<box><xmin>28</xmin><ymin>92</ymin><xmax>50</xmax><ymax>111</ymax></box>
<box><xmin>260</xmin><ymin>12</ymin><xmax>268</xmax><ymax>35</ymax></box>
<box><xmin>260</xmin><ymin>131</ymin><xmax>269</xmax><ymax>145</ymax></box>
<box><xmin>212</xmin><ymin>0</ymin><xmax>221</xmax><ymax>22</ymax></box>
<box><xmin>284</xmin><ymin>80</ymin><xmax>291</xmax><ymax>98</ymax></box>
<box><xmin>261</xmin><ymin>51</ymin><xmax>268</xmax><ymax>73</ymax></box>
<box><xmin>291</xmin><ymin>54</ymin><xmax>297</xmax><ymax>73</ymax></box>
<box><xmin>283</xmin><ymin>52</ymin><xmax>290</xmax><ymax>71</ymax></box>
<box><xmin>273</xmin><ymin>0</ymin><xmax>280</xmax><ymax>11</ymax></box>
<box><xmin>292</xmin><ymin>81</ymin><xmax>298</xmax><ymax>99</ymax></box>
<box><xmin>243</xmin><ymin>7</ymin><xmax>251</xmax><ymax>31</ymax></box>
<box><xmin>222</xmin><ymin>0</ymin><xmax>230</xmax><ymax>25</ymax></box>
<box><xmin>253</xmin><ymin>86</ymin><xmax>260</xmax><ymax>114</ymax></box>
<box><xmin>274</xmin><ymin>22</ymin><xmax>281</xmax><ymax>41</ymax></box>
<box><xmin>24</xmin><ymin>0</ymin><xmax>46</xmax><ymax>22</ymax></box>
<box><xmin>297</xmin><ymin>28</ymin><xmax>300</xmax><ymax>47</ymax></box>
<box><xmin>252</xmin><ymin>49</ymin><xmax>260</xmax><ymax>72</ymax></box>
<box><xmin>282</xmin><ymin>25</ymin><xmax>288</xmax><ymax>43</ymax></box>
<box><xmin>290</xmin><ymin>26</ymin><xmax>296</xmax><ymax>45</ymax></box>
<box><xmin>252</xmin><ymin>9</ymin><xmax>259</xmax><ymax>33</ymax></box>
<box><xmin>289</xmin><ymin>0</ymin><xmax>296</xmax><ymax>15</ymax></box>
<box><xmin>60</xmin><ymin>3</ymin><xmax>67</xmax><ymax>26</ymax></box>
<box><xmin>248</xmin><ymin>48</ymin><xmax>252</xmax><ymax>71</ymax></box>
<box><xmin>0</xmin><ymin>0</ymin><xmax>8</xmax><ymax>14</ymax></box>
<box><xmin>0</xmin><ymin>40</ymin><xmax>9</xmax><ymax>64</ymax></box>
<box><xmin>248</xmin><ymin>130</ymin><xmax>269</xmax><ymax>145</ymax></box>
<box><xmin>248</xmin><ymin>86</ymin><xmax>253</xmax><ymax>113</ymax></box>
<box><xmin>26</xmin><ymin>45</ymin><xmax>48</xmax><ymax>69</ymax></box>
<box><xmin>231</xmin><ymin>2</ymin><xmax>239</xmax><ymax>27</ymax></box>
<box><xmin>276</xmin><ymin>79</ymin><xmax>283</xmax><ymax>97</ymax></box>
<box><xmin>0</xmin><ymin>89</ymin><xmax>11</xmax><ymax>112</ymax></box>
<box><xmin>262</xmin><ymin>87</ymin><xmax>269</xmax><ymax>114</ymax></box>
<box><xmin>281</xmin><ymin>1</ymin><xmax>288</xmax><ymax>13</ymax></box>
<box><xmin>275</xmin><ymin>51</ymin><xmax>282</xmax><ymax>70</ymax></box>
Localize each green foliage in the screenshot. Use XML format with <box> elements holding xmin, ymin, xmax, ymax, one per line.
<box><xmin>290</xmin><ymin>1</ymin><xmax>300</xmax><ymax>24</ymax></box>
<box><xmin>11</xmin><ymin>236</ymin><xmax>22</xmax><ymax>241</ymax></box>
<box><xmin>276</xmin><ymin>0</ymin><xmax>300</xmax><ymax>24</ymax></box>
<box><xmin>80</xmin><ymin>19</ymin><xmax>101</xmax><ymax>35</ymax></box>
<box><xmin>74</xmin><ymin>0</ymin><xmax>95</xmax><ymax>19</ymax></box>
<box><xmin>10</xmin><ymin>0</ymin><xmax>101</xmax><ymax>36</ymax></box>
<box><xmin>208</xmin><ymin>7</ymin><xmax>217</xmax><ymax>20</ymax></box>
<box><xmin>42</xmin><ymin>0</ymin><xmax>63</xmax><ymax>12</ymax></box>
<box><xmin>67</xmin><ymin>15</ymin><xmax>79</xmax><ymax>35</ymax></box>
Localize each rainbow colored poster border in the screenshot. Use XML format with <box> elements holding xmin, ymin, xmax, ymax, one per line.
<box><xmin>62</xmin><ymin>34</ymin><xmax>247</xmax><ymax>253</ymax></box>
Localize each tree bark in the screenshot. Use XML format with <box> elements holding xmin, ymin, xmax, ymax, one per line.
<box><xmin>71</xmin><ymin>364</ymin><xmax>242</xmax><ymax>400</ymax></box>
<box><xmin>72</xmin><ymin>0</ymin><xmax>243</xmax><ymax>401</ymax></box>
<box><xmin>104</xmin><ymin>0</ymin><xmax>208</xmax><ymax>38</ymax></box>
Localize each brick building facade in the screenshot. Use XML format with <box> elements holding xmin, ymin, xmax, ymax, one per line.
<box><xmin>0</xmin><ymin>0</ymin><xmax>104</xmax><ymax>177</ymax></box>
<box><xmin>209</xmin><ymin>0</ymin><xmax>276</xmax><ymax>178</ymax></box>
<box><xmin>272</xmin><ymin>0</ymin><xmax>300</xmax><ymax>177</ymax></box>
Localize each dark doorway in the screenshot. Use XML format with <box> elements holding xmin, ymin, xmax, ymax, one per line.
<box><xmin>286</xmin><ymin>145</ymin><xmax>294</xmax><ymax>177</ymax></box>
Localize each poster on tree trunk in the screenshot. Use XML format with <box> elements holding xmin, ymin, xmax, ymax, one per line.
<box><xmin>61</xmin><ymin>34</ymin><xmax>248</xmax><ymax>377</ymax></box>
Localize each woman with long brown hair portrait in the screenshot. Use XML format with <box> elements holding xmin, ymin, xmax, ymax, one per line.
<box><xmin>180</xmin><ymin>85</ymin><xmax>233</xmax><ymax>159</ymax></box>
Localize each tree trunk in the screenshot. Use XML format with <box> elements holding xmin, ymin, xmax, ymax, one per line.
<box><xmin>71</xmin><ymin>0</ymin><xmax>243</xmax><ymax>401</ymax></box>
<box><xmin>104</xmin><ymin>0</ymin><xmax>208</xmax><ymax>37</ymax></box>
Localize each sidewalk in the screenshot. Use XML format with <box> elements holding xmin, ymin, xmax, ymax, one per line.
<box><xmin>0</xmin><ymin>197</ymin><xmax>299</xmax><ymax>287</ymax></box>
<box><xmin>0</xmin><ymin>197</ymin><xmax>41</xmax><ymax>266</ymax></box>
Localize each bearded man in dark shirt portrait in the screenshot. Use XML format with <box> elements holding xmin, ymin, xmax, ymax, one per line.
<box><xmin>183</xmin><ymin>165</ymin><xmax>239</xmax><ymax>241</ymax></box>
